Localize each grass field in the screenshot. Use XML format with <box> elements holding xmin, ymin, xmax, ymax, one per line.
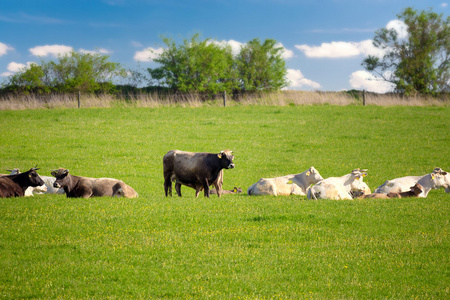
<box><xmin>0</xmin><ymin>105</ymin><xmax>449</xmax><ymax>298</ymax></box>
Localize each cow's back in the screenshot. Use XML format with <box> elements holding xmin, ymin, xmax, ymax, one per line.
<box><xmin>0</xmin><ymin>177</ymin><xmax>23</xmax><ymax>197</ymax></box>
<box><xmin>307</xmin><ymin>180</ymin><xmax>351</xmax><ymax>200</ymax></box>
<box><xmin>374</xmin><ymin>176</ymin><xmax>422</xmax><ymax>193</ymax></box>
<box><xmin>91</xmin><ymin>178</ymin><xmax>121</xmax><ymax>197</ymax></box>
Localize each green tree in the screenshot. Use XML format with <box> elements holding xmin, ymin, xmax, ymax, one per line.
<box><xmin>148</xmin><ymin>34</ymin><xmax>238</xmax><ymax>95</ymax></box>
<box><xmin>6</xmin><ymin>63</ymin><xmax>50</xmax><ymax>94</ymax></box>
<box><xmin>236</xmin><ymin>38</ymin><xmax>288</xmax><ymax>93</ymax></box>
<box><xmin>4</xmin><ymin>51</ymin><xmax>126</xmax><ymax>94</ymax></box>
<box><xmin>362</xmin><ymin>7</ymin><xmax>449</xmax><ymax>95</ymax></box>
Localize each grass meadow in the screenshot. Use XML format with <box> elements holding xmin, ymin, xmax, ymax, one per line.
<box><xmin>0</xmin><ymin>104</ymin><xmax>449</xmax><ymax>298</ymax></box>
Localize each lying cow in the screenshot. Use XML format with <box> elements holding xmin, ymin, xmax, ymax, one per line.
<box><xmin>4</xmin><ymin>168</ymin><xmax>64</xmax><ymax>196</ymax></box>
<box><xmin>247</xmin><ymin>167</ymin><xmax>323</xmax><ymax>196</ymax></box>
<box><xmin>307</xmin><ymin>169</ymin><xmax>368</xmax><ymax>200</ymax></box>
<box><xmin>163</xmin><ymin>149</ymin><xmax>235</xmax><ymax>197</ymax></box>
<box><xmin>210</xmin><ymin>187</ymin><xmax>243</xmax><ymax>195</ymax></box>
<box><xmin>52</xmin><ymin>168</ymin><xmax>138</xmax><ymax>198</ymax></box>
<box><xmin>0</xmin><ymin>167</ymin><xmax>45</xmax><ymax>198</ymax></box>
<box><xmin>387</xmin><ymin>183</ymin><xmax>423</xmax><ymax>198</ymax></box>
<box><xmin>374</xmin><ymin>167</ymin><xmax>448</xmax><ymax>197</ymax></box>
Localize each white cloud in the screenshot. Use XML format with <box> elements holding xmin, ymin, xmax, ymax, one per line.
<box><xmin>386</xmin><ymin>20</ymin><xmax>408</xmax><ymax>40</ymax></box>
<box><xmin>442</xmin><ymin>3</ymin><xmax>448</xmax><ymax>7</ymax></box>
<box><xmin>296</xmin><ymin>41</ymin><xmax>360</xmax><ymax>58</ymax></box>
<box><xmin>284</xmin><ymin>69</ymin><xmax>321</xmax><ymax>90</ymax></box>
<box><xmin>0</xmin><ymin>61</ymin><xmax>35</xmax><ymax>77</ymax></box>
<box><xmin>7</xmin><ymin>62</ymin><xmax>27</xmax><ymax>72</ymax></box>
<box><xmin>0</xmin><ymin>42</ymin><xmax>14</xmax><ymax>56</ymax></box>
<box><xmin>212</xmin><ymin>40</ymin><xmax>244</xmax><ymax>56</ymax></box>
<box><xmin>275</xmin><ymin>43</ymin><xmax>294</xmax><ymax>59</ymax></box>
<box><xmin>29</xmin><ymin>45</ymin><xmax>73</xmax><ymax>57</ymax></box>
<box><xmin>295</xmin><ymin>40</ymin><xmax>385</xmax><ymax>58</ymax></box>
<box><xmin>134</xmin><ymin>47</ymin><xmax>164</xmax><ymax>62</ymax></box>
<box><xmin>295</xmin><ymin>19</ymin><xmax>408</xmax><ymax>59</ymax></box>
<box><xmin>79</xmin><ymin>48</ymin><xmax>111</xmax><ymax>55</ymax></box>
<box><xmin>349</xmin><ymin>70</ymin><xmax>395</xmax><ymax>93</ymax></box>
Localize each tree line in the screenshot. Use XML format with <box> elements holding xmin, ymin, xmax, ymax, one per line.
<box><xmin>1</xmin><ymin>7</ymin><xmax>448</xmax><ymax>97</ymax></box>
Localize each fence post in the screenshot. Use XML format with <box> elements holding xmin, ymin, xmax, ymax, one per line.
<box><xmin>78</xmin><ymin>91</ymin><xmax>81</xmax><ymax>108</ymax></box>
<box><xmin>362</xmin><ymin>90</ymin><xmax>366</xmax><ymax>106</ymax></box>
<box><xmin>223</xmin><ymin>91</ymin><xmax>227</xmax><ymax>107</ymax></box>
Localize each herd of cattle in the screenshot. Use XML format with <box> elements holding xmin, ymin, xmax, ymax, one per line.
<box><xmin>0</xmin><ymin>149</ymin><xmax>449</xmax><ymax>200</ymax></box>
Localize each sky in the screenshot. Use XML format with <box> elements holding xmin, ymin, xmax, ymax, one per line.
<box><xmin>0</xmin><ymin>0</ymin><xmax>448</xmax><ymax>93</ymax></box>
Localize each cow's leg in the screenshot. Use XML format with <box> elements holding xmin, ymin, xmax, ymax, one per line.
<box><xmin>164</xmin><ymin>176</ymin><xmax>172</xmax><ymax>197</ymax></box>
<box><xmin>175</xmin><ymin>181</ymin><xmax>182</xmax><ymax>197</ymax></box>
<box><xmin>213</xmin><ymin>181</ymin><xmax>222</xmax><ymax>198</ymax></box>
<box><xmin>195</xmin><ymin>188</ymin><xmax>201</xmax><ymax>198</ymax></box>
<box><xmin>203</xmin><ymin>179</ymin><xmax>210</xmax><ymax>197</ymax></box>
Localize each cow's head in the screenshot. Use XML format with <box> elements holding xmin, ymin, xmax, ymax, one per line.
<box><xmin>218</xmin><ymin>150</ymin><xmax>235</xmax><ymax>169</ymax></box>
<box><xmin>349</xmin><ymin>168</ymin><xmax>368</xmax><ymax>192</ymax></box>
<box><xmin>410</xmin><ymin>183</ymin><xmax>423</xmax><ymax>196</ymax></box>
<box><xmin>25</xmin><ymin>167</ymin><xmax>45</xmax><ymax>187</ymax></box>
<box><xmin>51</xmin><ymin>168</ymin><xmax>70</xmax><ymax>188</ymax></box>
<box><xmin>305</xmin><ymin>166</ymin><xmax>324</xmax><ymax>184</ymax></box>
<box><xmin>430</xmin><ymin>168</ymin><xmax>448</xmax><ymax>190</ymax></box>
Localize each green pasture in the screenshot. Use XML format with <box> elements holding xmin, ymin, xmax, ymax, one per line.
<box><xmin>0</xmin><ymin>105</ymin><xmax>449</xmax><ymax>298</ymax></box>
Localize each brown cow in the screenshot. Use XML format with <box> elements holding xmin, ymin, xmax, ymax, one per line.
<box><xmin>163</xmin><ymin>150</ymin><xmax>235</xmax><ymax>197</ymax></box>
<box><xmin>52</xmin><ymin>168</ymin><xmax>138</xmax><ymax>198</ymax></box>
<box><xmin>0</xmin><ymin>167</ymin><xmax>45</xmax><ymax>198</ymax></box>
<box><xmin>387</xmin><ymin>183</ymin><xmax>423</xmax><ymax>198</ymax></box>
<box><xmin>357</xmin><ymin>183</ymin><xmax>424</xmax><ymax>199</ymax></box>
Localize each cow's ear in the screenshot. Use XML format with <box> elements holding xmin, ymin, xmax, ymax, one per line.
<box><xmin>218</xmin><ymin>153</ymin><xmax>222</xmax><ymax>159</ymax></box>
<box><xmin>431</xmin><ymin>173</ymin><xmax>435</xmax><ymax>179</ymax></box>
<box><xmin>51</xmin><ymin>171</ymin><xmax>57</xmax><ymax>177</ymax></box>
<box><xmin>306</xmin><ymin>171</ymin><xmax>311</xmax><ymax>176</ymax></box>
<box><xmin>233</xmin><ymin>187</ymin><xmax>237</xmax><ymax>192</ymax></box>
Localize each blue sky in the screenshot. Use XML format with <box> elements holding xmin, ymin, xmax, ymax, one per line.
<box><xmin>0</xmin><ymin>0</ymin><xmax>448</xmax><ymax>92</ymax></box>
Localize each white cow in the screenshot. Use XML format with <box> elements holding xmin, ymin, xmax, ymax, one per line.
<box><xmin>247</xmin><ymin>167</ymin><xmax>323</xmax><ymax>196</ymax></box>
<box><xmin>374</xmin><ymin>167</ymin><xmax>448</xmax><ymax>197</ymax></box>
<box><xmin>307</xmin><ymin>169</ymin><xmax>368</xmax><ymax>200</ymax></box>
<box><xmin>4</xmin><ymin>169</ymin><xmax>64</xmax><ymax>196</ymax></box>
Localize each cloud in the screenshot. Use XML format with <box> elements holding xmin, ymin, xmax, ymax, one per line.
<box><xmin>275</xmin><ymin>43</ymin><xmax>294</xmax><ymax>59</ymax></box>
<box><xmin>134</xmin><ymin>47</ymin><xmax>165</xmax><ymax>62</ymax></box>
<box><xmin>29</xmin><ymin>45</ymin><xmax>73</xmax><ymax>57</ymax></box>
<box><xmin>0</xmin><ymin>61</ymin><xmax>36</xmax><ymax>77</ymax></box>
<box><xmin>442</xmin><ymin>3</ymin><xmax>448</xmax><ymax>7</ymax></box>
<box><xmin>386</xmin><ymin>20</ymin><xmax>408</xmax><ymax>40</ymax></box>
<box><xmin>295</xmin><ymin>40</ymin><xmax>383</xmax><ymax>58</ymax></box>
<box><xmin>284</xmin><ymin>69</ymin><xmax>321</xmax><ymax>90</ymax></box>
<box><xmin>6</xmin><ymin>62</ymin><xmax>27</xmax><ymax>72</ymax></box>
<box><xmin>349</xmin><ymin>70</ymin><xmax>395</xmax><ymax>93</ymax></box>
<box><xmin>295</xmin><ymin>19</ymin><xmax>408</xmax><ymax>59</ymax></box>
<box><xmin>0</xmin><ymin>42</ymin><xmax>14</xmax><ymax>56</ymax></box>
<box><xmin>79</xmin><ymin>48</ymin><xmax>112</xmax><ymax>55</ymax></box>
<box><xmin>212</xmin><ymin>40</ymin><xmax>244</xmax><ymax>56</ymax></box>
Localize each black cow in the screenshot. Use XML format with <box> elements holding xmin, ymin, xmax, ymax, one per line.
<box><xmin>163</xmin><ymin>150</ymin><xmax>235</xmax><ymax>197</ymax></box>
<box><xmin>0</xmin><ymin>167</ymin><xmax>45</xmax><ymax>198</ymax></box>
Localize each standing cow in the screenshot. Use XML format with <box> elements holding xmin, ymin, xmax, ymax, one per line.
<box><xmin>52</xmin><ymin>168</ymin><xmax>138</xmax><ymax>198</ymax></box>
<box><xmin>163</xmin><ymin>150</ymin><xmax>235</xmax><ymax>197</ymax></box>
<box><xmin>0</xmin><ymin>167</ymin><xmax>45</xmax><ymax>198</ymax></box>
